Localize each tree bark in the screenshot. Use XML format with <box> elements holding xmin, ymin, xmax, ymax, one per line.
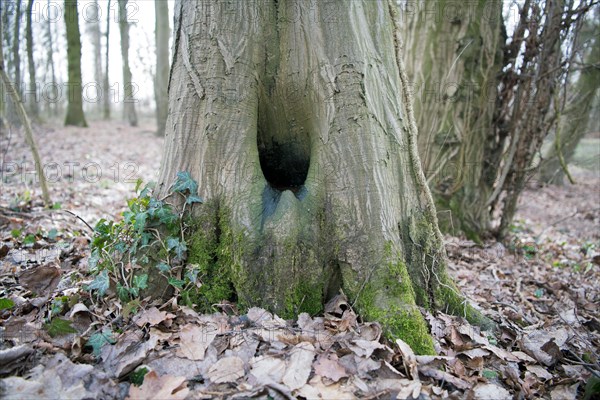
<box><xmin>64</xmin><ymin>0</ymin><xmax>88</xmax><ymax>127</ymax></box>
<box><xmin>539</xmin><ymin>10</ymin><xmax>600</xmax><ymax>184</ymax></box>
<box><xmin>157</xmin><ymin>0</ymin><xmax>491</xmax><ymax>354</ymax></box>
<box><xmin>118</xmin><ymin>0</ymin><xmax>137</xmax><ymax>126</ymax></box>
<box><xmin>25</xmin><ymin>0</ymin><xmax>38</xmax><ymax>119</ymax></box>
<box><xmin>44</xmin><ymin>0</ymin><xmax>58</xmax><ymax>116</ymax></box>
<box><xmin>103</xmin><ymin>0</ymin><xmax>111</xmax><ymax>119</ymax></box>
<box><xmin>154</xmin><ymin>0</ymin><xmax>169</xmax><ymax>136</ymax></box>
<box><xmin>12</xmin><ymin>0</ymin><xmax>21</xmax><ymax>97</ymax></box>
<box><xmin>401</xmin><ymin>0</ymin><xmax>504</xmax><ymax>240</ymax></box>
<box><xmin>86</xmin><ymin>0</ymin><xmax>103</xmax><ymax>115</ymax></box>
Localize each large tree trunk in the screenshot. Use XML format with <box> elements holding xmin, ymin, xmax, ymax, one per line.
<box><xmin>154</xmin><ymin>0</ymin><xmax>169</xmax><ymax>136</ymax></box>
<box><xmin>86</xmin><ymin>0</ymin><xmax>103</xmax><ymax>116</ymax></box>
<box><xmin>64</xmin><ymin>0</ymin><xmax>88</xmax><ymax>127</ymax></box>
<box><xmin>157</xmin><ymin>0</ymin><xmax>490</xmax><ymax>354</ymax></box>
<box><xmin>402</xmin><ymin>0</ymin><xmax>504</xmax><ymax>240</ymax></box>
<box><xmin>118</xmin><ymin>0</ymin><xmax>137</xmax><ymax>127</ymax></box>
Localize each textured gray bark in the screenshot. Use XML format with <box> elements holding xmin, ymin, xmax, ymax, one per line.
<box><xmin>402</xmin><ymin>0</ymin><xmax>504</xmax><ymax>239</ymax></box>
<box><xmin>86</xmin><ymin>0</ymin><xmax>103</xmax><ymax>115</ymax></box>
<box><xmin>64</xmin><ymin>0</ymin><xmax>87</xmax><ymax>127</ymax></box>
<box><xmin>103</xmin><ymin>0</ymin><xmax>111</xmax><ymax>119</ymax></box>
<box><xmin>157</xmin><ymin>0</ymin><xmax>489</xmax><ymax>353</ymax></box>
<box><xmin>25</xmin><ymin>0</ymin><xmax>38</xmax><ymax>119</ymax></box>
<box><xmin>154</xmin><ymin>0</ymin><xmax>169</xmax><ymax>136</ymax></box>
<box><xmin>118</xmin><ymin>0</ymin><xmax>137</xmax><ymax>127</ymax></box>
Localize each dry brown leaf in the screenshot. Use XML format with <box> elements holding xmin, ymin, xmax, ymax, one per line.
<box><xmin>313</xmin><ymin>353</ymin><xmax>348</xmax><ymax>382</ymax></box>
<box><xmin>17</xmin><ymin>263</ymin><xmax>61</xmax><ymax>296</ymax></box>
<box><xmin>126</xmin><ymin>371</ymin><xmax>189</xmax><ymax>400</ymax></box>
<box><xmin>134</xmin><ymin>307</ymin><xmax>175</xmax><ymax>327</ymax></box>
<box><xmin>520</xmin><ymin>328</ymin><xmax>569</xmax><ymax>366</ymax></box>
<box><xmin>396</xmin><ymin>339</ymin><xmax>418</xmax><ymax>380</ymax></box>
<box><xmin>472</xmin><ymin>383</ymin><xmax>511</xmax><ymax>400</ymax></box>
<box><xmin>282</xmin><ymin>342</ymin><xmax>315</xmax><ymax>390</ymax></box>
<box><xmin>550</xmin><ymin>383</ymin><xmax>580</xmax><ymax>400</ymax></box>
<box><xmin>101</xmin><ymin>331</ymin><xmax>159</xmax><ymax>378</ymax></box>
<box><xmin>296</xmin><ymin>375</ymin><xmax>356</xmax><ymax>399</ymax></box>
<box><xmin>207</xmin><ymin>356</ymin><xmax>245</xmax><ymax>384</ymax></box>
<box><xmin>249</xmin><ymin>355</ymin><xmax>286</xmax><ymax>386</ymax></box>
<box><xmin>348</xmin><ymin>339</ymin><xmax>384</xmax><ymax>358</ymax></box>
<box><xmin>526</xmin><ymin>365</ymin><xmax>553</xmax><ymax>380</ymax></box>
<box><xmin>176</xmin><ymin>323</ymin><xmax>217</xmax><ymax>361</ymax></box>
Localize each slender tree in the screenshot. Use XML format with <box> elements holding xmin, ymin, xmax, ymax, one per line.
<box><xmin>64</xmin><ymin>0</ymin><xmax>88</xmax><ymax>127</ymax></box>
<box><xmin>118</xmin><ymin>0</ymin><xmax>137</xmax><ymax>126</ymax></box>
<box><xmin>154</xmin><ymin>0</ymin><xmax>169</xmax><ymax>135</ymax></box>
<box><xmin>86</xmin><ymin>0</ymin><xmax>103</xmax><ymax>114</ymax></box>
<box><xmin>103</xmin><ymin>0</ymin><xmax>111</xmax><ymax>119</ymax></box>
<box><xmin>44</xmin><ymin>0</ymin><xmax>58</xmax><ymax>116</ymax></box>
<box><xmin>540</xmin><ymin>9</ymin><xmax>600</xmax><ymax>184</ymax></box>
<box><xmin>12</xmin><ymin>0</ymin><xmax>21</xmax><ymax>97</ymax></box>
<box><xmin>0</xmin><ymin>4</ymin><xmax>51</xmax><ymax>206</ymax></box>
<box><xmin>152</xmin><ymin>0</ymin><xmax>492</xmax><ymax>354</ymax></box>
<box><xmin>25</xmin><ymin>0</ymin><xmax>38</xmax><ymax>119</ymax></box>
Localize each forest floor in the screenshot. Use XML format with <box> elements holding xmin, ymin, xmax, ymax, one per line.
<box><xmin>0</xmin><ymin>121</ymin><xmax>598</xmax><ymax>399</ymax></box>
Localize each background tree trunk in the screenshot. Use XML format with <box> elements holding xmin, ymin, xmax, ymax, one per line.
<box><xmin>103</xmin><ymin>0</ymin><xmax>111</xmax><ymax>120</ymax></box>
<box><xmin>401</xmin><ymin>0</ymin><xmax>504</xmax><ymax>240</ymax></box>
<box><xmin>64</xmin><ymin>0</ymin><xmax>88</xmax><ymax>127</ymax></box>
<box><xmin>157</xmin><ymin>0</ymin><xmax>490</xmax><ymax>354</ymax></box>
<box><xmin>12</xmin><ymin>0</ymin><xmax>21</xmax><ymax>98</ymax></box>
<box><xmin>118</xmin><ymin>0</ymin><xmax>137</xmax><ymax>126</ymax></box>
<box><xmin>44</xmin><ymin>0</ymin><xmax>58</xmax><ymax>116</ymax></box>
<box><xmin>539</xmin><ymin>10</ymin><xmax>600</xmax><ymax>184</ymax></box>
<box><xmin>86</xmin><ymin>0</ymin><xmax>103</xmax><ymax>115</ymax></box>
<box><xmin>154</xmin><ymin>0</ymin><xmax>169</xmax><ymax>136</ymax></box>
<box><xmin>25</xmin><ymin>0</ymin><xmax>38</xmax><ymax>119</ymax></box>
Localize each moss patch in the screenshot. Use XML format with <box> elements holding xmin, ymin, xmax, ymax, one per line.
<box><xmin>185</xmin><ymin>202</ymin><xmax>239</xmax><ymax>312</ymax></box>
<box><xmin>340</xmin><ymin>249</ymin><xmax>436</xmax><ymax>355</ymax></box>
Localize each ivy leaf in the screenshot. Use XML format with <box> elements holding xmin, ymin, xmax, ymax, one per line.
<box><xmin>134</xmin><ymin>178</ymin><xmax>144</xmax><ymax>193</ymax></box>
<box><xmin>168</xmin><ymin>277</ymin><xmax>185</xmax><ymax>289</ymax></box>
<box><xmin>134</xmin><ymin>212</ymin><xmax>148</xmax><ymax>233</ymax></box>
<box><xmin>156</xmin><ymin>262</ymin><xmax>170</xmax><ymax>273</ymax></box>
<box><xmin>87</xmin><ymin>327</ymin><xmax>117</xmax><ymax>357</ymax></box>
<box><xmin>133</xmin><ymin>274</ymin><xmax>148</xmax><ymax>290</ymax></box>
<box><xmin>0</xmin><ymin>298</ymin><xmax>15</xmax><ymax>310</ymax></box>
<box><xmin>167</xmin><ymin>237</ymin><xmax>187</xmax><ymax>259</ymax></box>
<box><xmin>171</xmin><ymin>171</ymin><xmax>198</xmax><ymax>195</ymax></box>
<box><xmin>23</xmin><ymin>234</ymin><xmax>36</xmax><ymax>245</ymax></box>
<box><xmin>186</xmin><ymin>195</ymin><xmax>204</xmax><ymax>205</ymax></box>
<box><xmin>46</xmin><ymin>228</ymin><xmax>58</xmax><ymax>240</ymax></box>
<box><xmin>117</xmin><ymin>284</ymin><xmax>131</xmax><ymax>302</ymax></box>
<box><xmin>44</xmin><ymin>318</ymin><xmax>77</xmax><ymax>337</ymax></box>
<box><xmin>88</xmin><ymin>270</ymin><xmax>110</xmax><ymax>296</ymax></box>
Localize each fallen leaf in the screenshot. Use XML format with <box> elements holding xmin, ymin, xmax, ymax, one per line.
<box><xmin>126</xmin><ymin>371</ymin><xmax>189</xmax><ymax>400</ymax></box>
<box><xmin>550</xmin><ymin>383</ymin><xmax>579</xmax><ymax>400</ymax></box>
<box><xmin>207</xmin><ymin>356</ymin><xmax>245</xmax><ymax>383</ymax></box>
<box><xmin>314</xmin><ymin>353</ymin><xmax>348</xmax><ymax>382</ymax></box>
<box><xmin>396</xmin><ymin>339</ymin><xmax>419</xmax><ymax>380</ymax></box>
<box><xmin>134</xmin><ymin>307</ymin><xmax>175</xmax><ymax>327</ymax></box>
<box><xmin>526</xmin><ymin>365</ymin><xmax>553</xmax><ymax>380</ymax></box>
<box><xmin>249</xmin><ymin>355</ymin><xmax>286</xmax><ymax>385</ymax></box>
<box><xmin>472</xmin><ymin>383</ymin><xmax>511</xmax><ymax>400</ymax></box>
<box><xmin>282</xmin><ymin>342</ymin><xmax>315</xmax><ymax>390</ymax></box>
<box><xmin>17</xmin><ymin>263</ymin><xmax>61</xmax><ymax>296</ymax></box>
<box><xmin>176</xmin><ymin>323</ymin><xmax>217</xmax><ymax>361</ymax></box>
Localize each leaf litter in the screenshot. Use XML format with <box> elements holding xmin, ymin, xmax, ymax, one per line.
<box><xmin>0</xmin><ymin>121</ymin><xmax>599</xmax><ymax>399</ymax></box>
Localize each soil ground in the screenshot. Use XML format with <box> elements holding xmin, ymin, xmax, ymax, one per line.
<box><xmin>0</xmin><ymin>121</ymin><xmax>598</xmax><ymax>399</ymax></box>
